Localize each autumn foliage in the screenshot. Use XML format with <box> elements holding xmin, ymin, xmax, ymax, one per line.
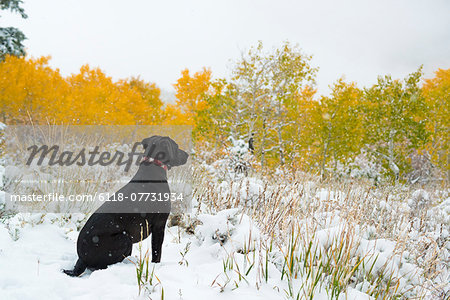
<box><xmin>0</xmin><ymin>43</ymin><xmax>448</xmax><ymax>182</ymax></box>
<box><xmin>0</xmin><ymin>55</ymin><xmax>163</xmax><ymax>125</ymax></box>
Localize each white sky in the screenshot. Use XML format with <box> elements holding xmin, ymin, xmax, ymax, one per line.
<box><xmin>1</xmin><ymin>0</ymin><xmax>449</xmax><ymax>97</ymax></box>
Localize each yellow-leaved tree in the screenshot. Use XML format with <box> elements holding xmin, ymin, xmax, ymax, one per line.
<box><xmin>0</xmin><ymin>56</ymin><xmax>164</xmax><ymax>125</ymax></box>
<box><xmin>0</xmin><ymin>55</ymin><xmax>68</xmax><ymax>123</ymax></box>
<box><xmin>315</xmin><ymin>79</ymin><xmax>364</xmax><ymax>178</ymax></box>
<box><xmin>172</xmin><ymin>68</ymin><xmax>212</xmax><ymax>135</ymax></box>
<box><xmin>422</xmin><ymin>68</ymin><xmax>450</xmax><ymax>180</ymax></box>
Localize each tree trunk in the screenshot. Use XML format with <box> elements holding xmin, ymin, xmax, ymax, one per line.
<box><xmin>277</xmin><ymin>123</ymin><xmax>285</xmax><ymax>166</ymax></box>
<box><xmin>320</xmin><ymin>123</ymin><xmax>332</xmax><ymax>180</ymax></box>
<box><xmin>388</xmin><ymin>129</ymin><xmax>399</xmax><ymax>180</ymax></box>
<box><xmin>321</xmin><ymin>140</ymin><xmax>329</xmax><ymax>180</ymax></box>
<box><xmin>260</xmin><ymin>117</ymin><xmax>267</xmax><ymax>168</ymax></box>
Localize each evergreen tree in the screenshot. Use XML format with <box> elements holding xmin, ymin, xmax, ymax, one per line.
<box><xmin>0</xmin><ymin>0</ymin><xmax>27</xmax><ymax>61</ymax></box>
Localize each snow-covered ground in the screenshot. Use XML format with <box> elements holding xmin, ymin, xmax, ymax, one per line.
<box><xmin>0</xmin><ymin>212</ymin><xmax>278</xmax><ymax>300</ymax></box>
<box><xmin>0</xmin><ymin>211</ymin><xmax>376</xmax><ymax>300</ymax></box>
<box><xmin>0</xmin><ymin>159</ymin><xmax>449</xmax><ymax>299</ymax></box>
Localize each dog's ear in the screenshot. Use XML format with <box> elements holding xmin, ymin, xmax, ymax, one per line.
<box><xmin>141</xmin><ymin>136</ymin><xmax>160</xmax><ymax>151</ymax></box>
<box><xmin>156</xmin><ymin>137</ymin><xmax>173</xmax><ymax>164</ymax></box>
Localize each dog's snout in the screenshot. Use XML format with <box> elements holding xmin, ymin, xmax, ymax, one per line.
<box><xmin>178</xmin><ymin>150</ymin><xmax>189</xmax><ymax>165</ymax></box>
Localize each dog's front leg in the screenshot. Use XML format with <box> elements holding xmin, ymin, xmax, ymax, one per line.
<box><xmin>151</xmin><ymin>225</ymin><xmax>165</xmax><ymax>263</ymax></box>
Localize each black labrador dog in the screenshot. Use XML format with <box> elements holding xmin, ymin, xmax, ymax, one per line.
<box><xmin>63</xmin><ymin>136</ymin><xmax>188</xmax><ymax>276</ymax></box>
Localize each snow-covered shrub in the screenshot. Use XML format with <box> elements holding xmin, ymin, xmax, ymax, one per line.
<box><xmin>331</xmin><ymin>149</ymin><xmax>382</xmax><ymax>182</ymax></box>
<box><xmin>194</xmin><ymin>209</ymin><xmax>260</xmax><ymax>253</ymax></box>
<box><xmin>203</xmin><ymin>136</ymin><xmax>254</xmax><ymax>182</ymax></box>
<box><xmin>406</xmin><ymin>150</ymin><xmax>437</xmax><ymax>184</ymax></box>
<box><xmin>408</xmin><ymin>189</ymin><xmax>431</xmax><ymax>216</ymax></box>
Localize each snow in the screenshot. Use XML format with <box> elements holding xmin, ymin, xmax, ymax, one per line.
<box><xmin>0</xmin><ymin>158</ymin><xmax>449</xmax><ymax>299</ymax></box>
<box><xmin>195</xmin><ymin>209</ymin><xmax>261</xmax><ymax>253</ymax></box>
<box><xmin>0</xmin><ymin>215</ymin><xmax>278</xmax><ymax>300</ymax></box>
<box><xmin>0</xmin><ymin>208</ymin><xmax>385</xmax><ymax>300</ymax></box>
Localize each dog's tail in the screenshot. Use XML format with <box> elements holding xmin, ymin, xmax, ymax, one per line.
<box><xmin>63</xmin><ymin>258</ymin><xmax>86</xmax><ymax>277</ymax></box>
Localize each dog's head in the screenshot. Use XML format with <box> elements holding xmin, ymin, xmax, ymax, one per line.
<box><xmin>141</xmin><ymin>136</ymin><xmax>189</xmax><ymax>169</ymax></box>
